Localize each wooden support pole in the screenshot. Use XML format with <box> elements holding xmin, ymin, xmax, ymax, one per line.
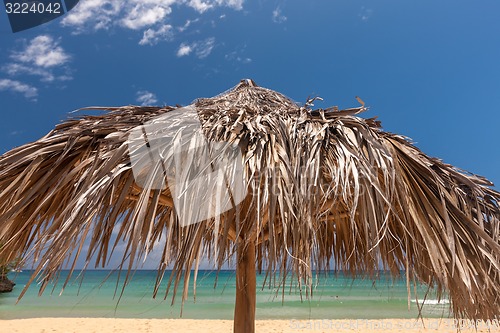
<box><xmin>233</xmin><ymin>238</ymin><xmax>256</xmax><ymax>333</ymax></box>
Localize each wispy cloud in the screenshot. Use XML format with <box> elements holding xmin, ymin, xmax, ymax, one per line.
<box><xmin>177</xmin><ymin>19</ymin><xmax>199</xmax><ymax>33</ymax></box>
<box><xmin>219</xmin><ymin>0</ymin><xmax>244</xmax><ymax>10</ymax></box>
<box><xmin>272</xmin><ymin>7</ymin><xmax>287</xmax><ymax>23</ymax></box>
<box><xmin>9</xmin><ymin>130</ymin><xmax>24</xmax><ymax>136</ymax></box>
<box><xmin>188</xmin><ymin>0</ymin><xmax>212</xmax><ymax>13</ymax></box>
<box><xmin>140</xmin><ymin>24</ymin><xmax>173</xmax><ymax>46</ymax></box>
<box><xmin>187</xmin><ymin>0</ymin><xmax>244</xmax><ymax>12</ymax></box>
<box><xmin>1</xmin><ymin>35</ymin><xmax>72</xmax><ymax>100</ymax></box>
<box><xmin>177</xmin><ymin>43</ymin><xmax>193</xmax><ymax>57</ymax></box>
<box><xmin>196</xmin><ymin>37</ymin><xmax>216</xmax><ymax>58</ymax></box>
<box><xmin>177</xmin><ymin>37</ymin><xmax>216</xmax><ymax>59</ymax></box>
<box><xmin>0</xmin><ymin>78</ymin><xmax>38</xmax><ymax>99</ymax></box>
<box><xmin>225</xmin><ymin>49</ymin><xmax>252</xmax><ymax>64</ymax></box>
<box><xmin>12</xmin><ymin>35</ymin><xmax>70</xmax><ymax>68</ymax></box>
<box><xmin>121</xmin><ymin>1</ymin><xmax>173</xmax><ymax>30</ymax></box>
<box><xmin>136</xmin><ymin>90</ymin><xmax>158</xmax><ymax>105</ymax></box>
<box><xmin>3</xmin><ymin>63</ymin><xmax>69</xmax><ymax>83</ymax></box>
<box><xmin>61</xmin><ymin>0</ymin><xmax>121</xmax><ymax>32</ymax></box>
<box><xmin>359</xmin><ymin>7</ymin><xmax>373</xmax><ymax>21</ymax></box>
<box><xmin>62</xmin><ymin>0</ymin><xmax>244</xmax><ymax>44</ymax></box>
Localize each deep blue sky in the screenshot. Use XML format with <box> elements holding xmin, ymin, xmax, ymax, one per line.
<box><xmin>1</xmin><ymin>1</ymin><xmax>499</xmax><ymax>186</ymax></box>
<box><xmin>0</xmin><ymin>1</ymin><xmax>499</xmax><ymax>268</ymax></box>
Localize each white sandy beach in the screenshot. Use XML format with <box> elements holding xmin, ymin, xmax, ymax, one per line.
<box><xmin>0</xmin><ymin>318</ymin><xmax>499</xmax><ymax>333</ymax></box>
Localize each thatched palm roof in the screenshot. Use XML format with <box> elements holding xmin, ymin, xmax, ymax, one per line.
<box><xmin>0</xmin><ymin>80</ymin><xmax>499</xmax><ymax>322</ymax></box>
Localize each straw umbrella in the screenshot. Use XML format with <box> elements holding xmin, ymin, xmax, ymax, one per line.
<box><xmin>0</xmin><ymin>80</ymin><xmax>499</xmax><ymax>332</ymax></box>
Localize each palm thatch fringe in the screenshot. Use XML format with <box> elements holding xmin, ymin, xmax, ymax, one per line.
<box><xmin>0</xmin><ymin>80</ymin><xmax>499</xmax><ymax>320</ymax></box>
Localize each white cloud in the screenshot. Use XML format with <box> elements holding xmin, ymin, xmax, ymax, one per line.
<box><xmin>272</xmin><ymin>7</ymin><xmax>287</xmax><ymax>23</ymax></box>
<box><xmin>61</xmin><ymin>0</ymin><xmax>122</xmax><ymax>32</ymax></box>
<box><xmin>12</xmin><ymin>35</ymin><xmax>70</xmax><ymax>68</ymax></box>
<box><xmin>177</xmin><ymin>38</ymin><xmax>215</xmax><ymax>59</ymax></box>
<box><xmin>177</xmin><ymin>44</ymin><xmax>193</xmax><ymax>57</ymax></box>
<box><xmin>187</xmin><ymin>0</ymin><xmax>244</xmax><ymax>13</ymax></box>
<box><xmin>121</xmin><ymin>1</ymin><xmax>174</xmax><ymax>30</ymax></box>
<box><xmin>177</xmin><ymin>19</ymin><xmax>199</xmax><ymax>32</ymax></box>
<box><xmin>216</xmin><ymin>0</ymin><xmax>243</xmax><ymax>10</ymax></box>
<box><xmin>136</xmin><ymin>90</ymin><xmax>158</xmax><ymax>105</ymax></box>
<box><xmin>61</xmin><ymin>0</ymin><xmax>245</xmax><ymax>44</ymax></box>
<box><xmin>140</xmin><ymin>24</ymin><xmax>173</xmax><ymax>45</ymax></box>
<box><xmin>0</xmin><ymin>78</ymin><xmax>38</xmax><ymax>99</ymax></box>
<box><xmin>4</xmin><ymin>63</ymin><xmax>57</xmax><ymax>82</ymax></box>
<box><xmin>2</xmin><ymin>35</ymin><xmax>72</xmax><ymax>88</ymax></box>
<box><xmin>188</xmin><ymin>0</ymin><xmax>212</xmax><ymax>13</ymax></box>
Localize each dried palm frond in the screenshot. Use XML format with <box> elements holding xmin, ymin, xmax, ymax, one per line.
<box><xmin>0</xmin><ymin>80</ymin><xmax>499</xmax><ymax>321</ymax></box>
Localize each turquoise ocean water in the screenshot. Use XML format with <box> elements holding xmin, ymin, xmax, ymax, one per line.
<box><xmin>0</xmin><ymin>270</ymin><xmax>451</xmax><ymax>320</ymax></box>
